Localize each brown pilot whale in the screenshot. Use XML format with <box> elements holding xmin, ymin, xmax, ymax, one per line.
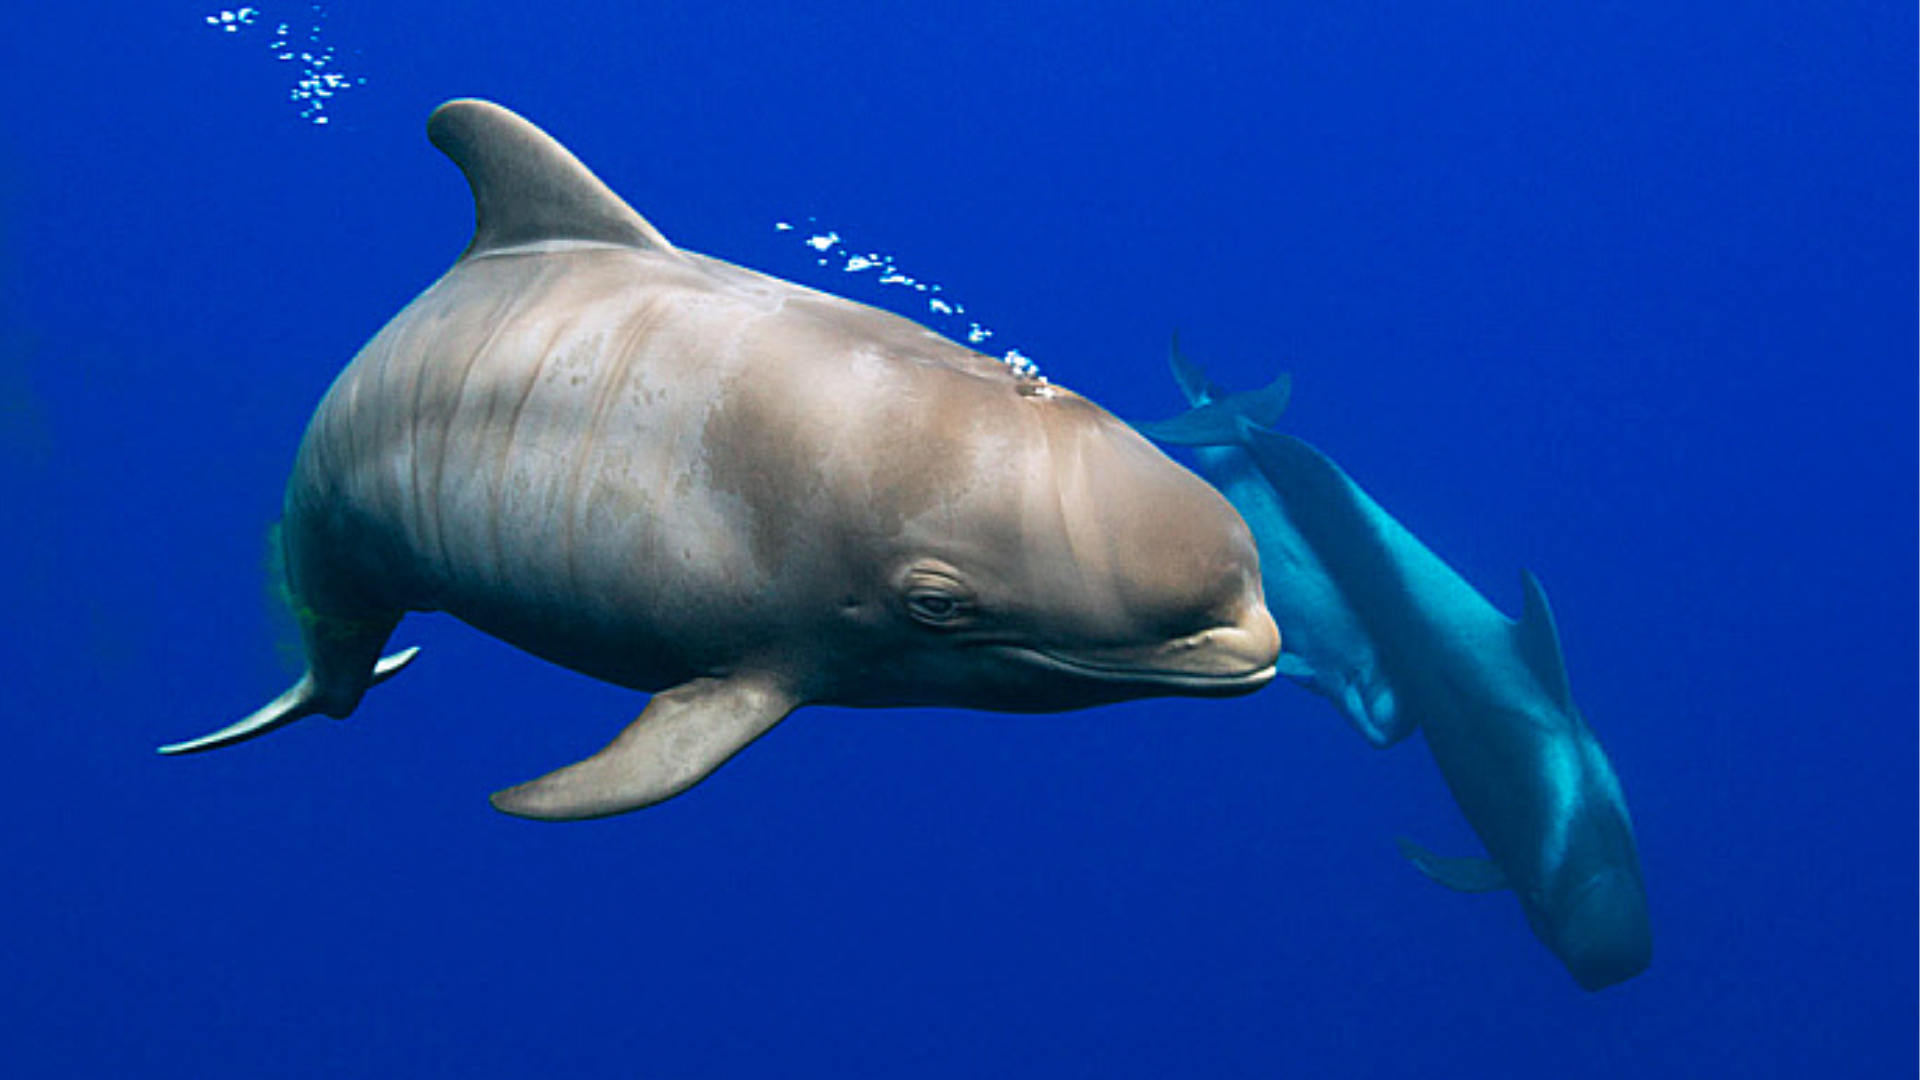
<box><xmin>160</xmin><ymin>99</ymin><xmax>1279</xmax><ymax>821</ymax></box>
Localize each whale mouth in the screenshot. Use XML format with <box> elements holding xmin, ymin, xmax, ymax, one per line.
<box><xmin>1002</xmin><ymin>646</ymin><xmax>1278</xmax><ymax>694</ymax></box>
<box><xmin>988</xmin><ymin>612</ymin><xmax>1281</xmax><ymax>697</ymax></box>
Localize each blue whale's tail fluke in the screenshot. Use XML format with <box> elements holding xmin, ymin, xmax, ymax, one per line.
<box><xmin>1168</xmin><ymin>330</ymin><xmax>1224</xmax><ymax>405</ymax></box>
<box><xmin>1135</xmin><ymin>334</ymin><xmax>1292</xmax><ymax>447</ymax></box>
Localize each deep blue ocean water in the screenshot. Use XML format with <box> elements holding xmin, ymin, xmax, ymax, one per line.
<box><xmin>2</xmin><ymin>3</ymin><xmax>1912</xmax><ymax>1076</ymax></box>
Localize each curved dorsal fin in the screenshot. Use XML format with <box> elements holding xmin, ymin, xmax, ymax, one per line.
<box><xmin>426</xmin><ymin>99</ymin><xmax>673</xmax><ymax>261</ymax></box>
<box><xmin>1515</xmin><ymin>569</ymin><xmax>1576</xmax><ymax>711</ymax></box>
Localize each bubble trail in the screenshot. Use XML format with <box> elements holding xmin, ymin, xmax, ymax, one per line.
<box><xmin>773</xmin><ymin>218</ymin><xmax>1045</xmax><ymax>384</ymax></box>
<box><xmin>200</xmin><ymin>3</ymin><xmax>366</xmax><ymax>126</ymax></box>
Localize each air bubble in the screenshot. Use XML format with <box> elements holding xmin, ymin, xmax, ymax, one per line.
<box><xmin>201</xmin><ymin>3</ymin><xmax>363</xmax><ymax>125</ymax></box>
<box><xmin>775</xmin><ymin>217</ymin><xmax>1042</xmax><ymax>379</ymax></box>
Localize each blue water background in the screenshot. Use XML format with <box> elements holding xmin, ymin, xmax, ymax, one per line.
<box><xmin>2</xmin><ymin>3</ymin><xmax>1912</xmax><ymax>1076</ymax></box>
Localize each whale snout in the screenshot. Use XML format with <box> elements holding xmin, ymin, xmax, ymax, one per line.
<box><xmin>999</xmin><ymin>599</ymin><xmax>1279</xmax><ymax>696</ymax></box>
<box><xmin>1148</xmin><ymin>599</ymin><xmax>1281</xmax><ymax>689</ymax></box>
<box><xmin>1079</xmin><ymin>430</ymin><xmax>1280</xmax><ymax>691</ymax></box>
<box><xmin>1553</xmin><ymin>869</ymin><xmax>1653</xmax><ymax>991</ymax></box>
<box><xmin>965</xmin><ymin>403</ymin><xmax>1282</xmax><ymax>706</ymax></box>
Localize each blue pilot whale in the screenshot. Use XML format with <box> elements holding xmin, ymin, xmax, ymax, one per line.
<box><xmin>1138</xmin><ymin>342</ymin><xmax>1651</xmax><ymax>990</ymax></box>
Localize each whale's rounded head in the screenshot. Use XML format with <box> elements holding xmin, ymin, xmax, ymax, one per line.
<box><xmin>853</xmin><ymin>382</ymin><xmax>1279</xmax><ymax>712</ymax></box>
<box><xmin>1543</xmin><ymin>866</ymin><xmax>1653</xmax><ymax>991</ymax></box>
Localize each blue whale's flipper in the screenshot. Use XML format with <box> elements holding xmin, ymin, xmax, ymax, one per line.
<box><xmin>1398</xmin><ymin>837</ymin><xmax>1510</xmax><ymax>892</ymax></box>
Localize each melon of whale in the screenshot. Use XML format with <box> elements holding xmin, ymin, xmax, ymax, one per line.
<box><xmin>158</xmin><ymin>99</ymin><xmax>1280</xmax><ymax>821</ymax></box>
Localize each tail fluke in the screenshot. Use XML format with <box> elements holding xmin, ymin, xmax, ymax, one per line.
<box><xmin>1135</xmin><ymin>334</ymin><xmax>1293</xmax><ymax>447</ymax></box>
<box><xmin>1168</xmin><ymin>330</ymin><xmax>1222</xmax><ymax>406</ymax></box>
<box><xmin>157</xmin><ymin>647</ymin><xmax>421</xmax><ymax>755</ymax></box>
<box><xmin>1135</xmin><ymin>376</ymin><xmax>1292</xmax><ymax>448</ymax></box>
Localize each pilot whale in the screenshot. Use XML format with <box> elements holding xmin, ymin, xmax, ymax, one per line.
<box><xmin>159</xmin><ymin>100</ymin><xmax>1279</xmax><ymax>821</ymax></box>
<box><xmin>1139</xmin><ymin>347</ymin><xmax>1650</xmax><ymax>990</ymax></box>
<box><xmin>1134</xmin><ymin>338</ymin><xmax>1398</xmax><ymax>747</ymax></box>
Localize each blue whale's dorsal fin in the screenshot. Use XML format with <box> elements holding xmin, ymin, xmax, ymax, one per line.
<box><xmin>1168</xmin><ymin>330</ymin><xmax>1222</xmax><ymax>406</ymax></box>
<box><xmin>427</xmin><ymin>99</ymin><xmax>675</xmax><ymax>263</ymax></box>
<box><xmin>1515</xmin><ymin>570</ymin><xmax>1577</xmax><ymax>712</ymax></box>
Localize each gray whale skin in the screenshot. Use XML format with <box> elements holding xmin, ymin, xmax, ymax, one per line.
<box><xmin>160</xmin><ymin>100</ymin><xmax>1279</xmax><ymax>821</ymax></box>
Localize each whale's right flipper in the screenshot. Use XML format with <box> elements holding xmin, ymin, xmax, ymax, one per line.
<box><xmin>158</xmin><ymin>647</ymin><xmax>421</xmax><ymax>755</ymax></box>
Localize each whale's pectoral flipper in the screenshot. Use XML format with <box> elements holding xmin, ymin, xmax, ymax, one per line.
<box><xmin>157</xmin><ymin>647</ymin><xmax>422</xmax><ymax>755</ymax></box>
<box><xmin>1340</xmin><ymin>681</ymin><xmax>1404</xmax><ymax>750</ymax></box>
<box><xmin>491</xmin><ymin>676</ymin><xmax>798</xmax><ymax>821</ymax></box>
<box><xmin>1397</xmin><ymin>837</ymin><xmax>1510</xmax><ymax>893</ymax></box>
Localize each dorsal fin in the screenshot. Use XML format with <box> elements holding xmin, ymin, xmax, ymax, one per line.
<box><xmin>426</xmin><ymin>99</ymin><xmax>673</xmax><ymax>261</ymax></box>
<box><xmin>1515</xmin><ymin>569</ymin><xmax>1577</xmax><ymax>711</ymax></box>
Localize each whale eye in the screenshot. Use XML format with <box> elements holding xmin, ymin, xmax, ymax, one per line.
<box><xmin>907</xmin><ymin>591</ymin><xmax>966</xmax><ymax>624</ymax></box>
<box><xmin>901</xmin><ymin>564</ymin><xmax>975</xmax><ymax>628</ymax></box>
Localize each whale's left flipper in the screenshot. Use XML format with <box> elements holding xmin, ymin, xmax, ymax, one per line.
<box><xmin>1397</xmin><ymin>836</ymin><xmax>1509</xmax><ymax>893</ymax></box>
<box><xmin>157</xmin><ymin>647</ymin><xmax>422</xmax><ymax>755</ymax></box>
<box><xmin>490</xmin><ymin>675</ymin><xmax>796</xmax><ymax>821</ymax></box>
